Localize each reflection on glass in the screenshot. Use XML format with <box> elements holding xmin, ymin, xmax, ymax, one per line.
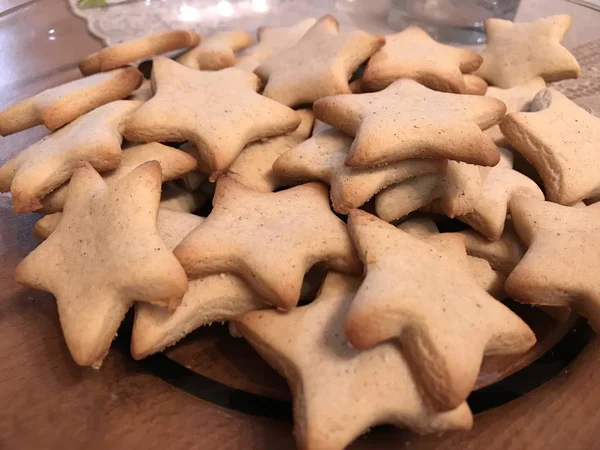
<box><xmin>178</xmin><ymin>0</ymin><xmax>274</xmax><ymax>24</ymax></box>
<box><xmin>251</xmin><ymin>0</ymin><xmax>269</xmax><ymax>13</ymax></box>
<box><xmin>217</xmin><ymin>0</ymin><xmax>235</xmax><ymax>16</ymax></box>
<box><xmin>179</xmin><ymin>4</ymin><xmax>202</xmax><ymax>22</ymax></box>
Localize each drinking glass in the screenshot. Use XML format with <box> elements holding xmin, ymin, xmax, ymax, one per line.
<box><xmin>388</xmin><ymin>0</ymin><xmax>522</xmax><ymax>44</ymax></box>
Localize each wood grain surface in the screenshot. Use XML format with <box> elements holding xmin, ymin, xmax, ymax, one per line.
<box><xmin>1</xmin><ymin>2</ymin><xmax>600</xmax><ymax>449</ymax></box>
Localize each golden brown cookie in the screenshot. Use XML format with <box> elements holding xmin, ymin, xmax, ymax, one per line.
<box><xmin>236</xmin><ymin>18</ymin><xmax>317</xmax><ymax>72</ymax></box>
<box><xmin>506</xmin><ymin>197</ymin><xmax>600</xmax><ymax>331</ymax></box>
<box><xmin>375</xmin><ymin>160</ymin><xmax>482</xmax><ymax>221</ymax></box>
<box><xmin>176</xmin><ymin>142</ymin><xmax>209</xmax><ymax>192</ymax></box>
<box><xmin>15</xmin><ymin>162</ymin><xmax>188</xmax><ymax>368</ymax></box>
<box><xmin>314</xmin><ymin>79</ymin><xmax>505</xmax><ymax>167</ymax></box>
<box><xmin>485</xmin><ymin>77</ymin><xmax>546</xmax><ymax>144</ymax></box>
<box><xmin>255</xmin><ymin>15</ymin><xmax>385</xmax><ymax>107</ymax></box>
<box><xmin>273</xmin><ymin>124</ymin><xmax>445</xmax><ymax>213</ymax></box>
<box><xmin>500</xmin><ymin>88</ymin><xmax>600</xmax><ymax>205</ymax></box>
<box><xmin>173</xmin><ymin>176</ymin><xmax>361</xmax><ymax>309</ymax></box>
<box><xmin>458</xmin><ymin>149</ymin><xmax>544</xmax><ymax>240</ymax></box>
<box><xmin>177</xmin><ymin>30</ymin><xmax>252</xmax><ymax>70</ymax></box>
<box><xmin>79</xmin><ymin>30</ymin><xmax>200</xmax><ymax>75</ymax></box>
<box><xmin>344</xmin><ymin>210</ymin><xmax>536</xmax><ymax>410</ymax></box>
<box><xmin>131</xmin><ymin>210</ymin><xmax>266</xmax><ymax>359</ymax></box>
<box><xmin>362</xmin><ymin>25</ymin><xmax>482</xmax><ymax>93</ymax></box>
<box><xmin>123</xmin><ymin>57</ymin><xmax>300</xmax><ymax>180</ymax></box>
<box><xmin>227</xmin><ymin>109</ymin><xmax>315</xmax><ymax>192</ymax></box>
<box><xmin>0</xmin><ymin>68</ymin><xmax>142</xmax><ymax>136</ymax></box>
<box><xmin>459</xmin><ymin>221</ymin><xmax>525</xmax><ymax>274</ymax></box>
<box><xmin>236</xmin><ymin>272</ymin><xmax>473</xmax><ymax>449</ymax></box>
<box><xmin>40</xmin><ymin>142</ymin><xmax>197</xmax><ymax>213</ymax></box>
<box><xmin>463</xmin><ymin>74</ymin><xmax>488</xmax><ymax>95</ymax></box>
<box><xmin>397</xmin><ymin>218</ymin><xmax>505</xmax><ymax>298</ymax></box>
<box><xmin>476</xmin><ymin>15</ymin><xmax>580</xmax><ymax>88</ymax></box>
<box><xmin>0</xmin><ymin>100</ymin><xmax>142</xmax><ymax>213</ymax></box>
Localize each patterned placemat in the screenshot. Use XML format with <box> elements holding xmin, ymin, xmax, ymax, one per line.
<box><xmin>68</xmin><ymin>0</ymin><xmax>600</xmax><ymax>102</ymax></box>
<box><xmin>67</xmin><ymin>0</ymin><xmax>393</xmax><ymax>45</ymax></box>
<box><xmin>554</xmin><ymin>38</ymin><xmax>600</xmax><ymax>99</ymax></box>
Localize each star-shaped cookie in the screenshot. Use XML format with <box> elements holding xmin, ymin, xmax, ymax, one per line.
<box><xmin>374</xmin><ymin>160</ymin><xmax>482</xmax><ymax>221</ymax></box>
<box><xmin>80</xmin><ymin>30</ymin><xmax>200</xmax><ymax>75</ymax></box>
<box><xmin>0</xmin><ymin>67</ymin><xmax>142</xmax><ymax>136</ymax></box>
<box><xmin>31</xmin><ymin>208</ymin><xmax>261</xmax><ymax>359</ymax></box>
<box><xmin>273</xmin><ymin>124</ymin><xmax>445</xmax><ymax>213</ymax></box>
<box><xmin>459</xmin><ymin>148</ymin><xmax>544</xmax><ymax>240</ymax></box>
<box><xmin>345</xmin><ymin>210</ymin><xmax>536</xmax><ymax>410</ymax></box>
<box><xmin>475</xmin><ymin>15</ymin><xmax>580</xmax><ymax>88</ymax></box>
<box><xmin>123</xmin><ymin>57</ymin><xmax>300</xmax><ymax>179</ymax></box>
<box><xmin>40</xmin><ymin>142</ymin><xmax>197</xmax><ymax>213</ymax></box>
<box><xmin>173</xmin><ymin>176</ymin><xmax>361</xmax><ymax>309</ymax></box>
<box><xmin>236</xmin><ymin>18</ymin><xmax>317</xmax><ymax>72</ymax></box>
<box><xmin>15</xmin><ymin>162</ymin><xmax>188</xmax><ymax>368</ymax></box>
<box><xmin>235</xmin><ymin>272</ymin><xmax>473</xmax><ymax>449</ymax></box>
<box><xmin>397</xmin><ymin>218</ymin><xmax>505</xmax><ymax>298</ymax></box>
<box><xmin>177</xmin><ymin>30</ymin><xmax>253</xmax><ymax>70</ymax></box>
<box><xmin>485</xmin><ymin>77</ymin><xmax>546</xmax><ymax>144</ymax></box>
<box><xmin>226</xmin><ymin>109</ymin><xmax>315</xmax><ymax>192</ymax></box>
<box><xmin>500</xmin><ymin>88</ymin><xmax>600</xmax><ymax>205</ymax></box>
<box><xmin>459</xmin><ymin>221</ymin><xmax>525</xmax><ymax>274</ymax></box>
<box><xmin>362</xmin><ymin>25</ymin><xmax>483</xmax><ymax>93</ymax></box>
<box><xmin>506</xmin><ymin>196</ymin><xmax>600</xmax><ymax>331</ymax></box>
<box><xmin>0</xmin><ymin>100</ymin><xmax>142</xmax><ymax>213</ymax></box>
<box><xmin>254</xmin><ymin>15</ymin><xmax>385</xmax><ymax>107</ymax></box>
<box><xmin>131</xmin><ymin>209</ymin><xmax>266</xmax><ymax>359</ymax></box>
<box><xmin>463</xmin><ymin>74</ymin><xmax>488</xmax><ymax>95</ymax></box>
<box><xmin>314</xmin><ymin>79</ymin><xmax>505</xmax><ymax>167</ymax></box>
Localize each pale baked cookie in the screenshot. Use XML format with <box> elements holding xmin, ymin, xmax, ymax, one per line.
<box><xmin>235</xmin><ymin>272</ymin><xmax>473</xmax><ymax>450</ymax></box>
<box><xmin>124</xmin><ymin>57</ymin><xmax>300</xmax><ymax>180</ymax></box>
<box><xmin>32</xmin><ymin>209</ymin><xmax>263</xmax><ymax>360</ymax></box>
<box><xmin>79</xmin><ymin>30</ymin><xmax>200</xmax><ymax>75</ymax></box>
<box><xmin>0</xmin><ymin>100</ymin><xmax>142</xmax><ymax>213</ymax></box>
<box><xmin>32</xmin><ymin>213</ymin><xmax>61</xmax><ymax>240</ymax></box>
<box><xmin>375</xmin><ymin>160</ymin><xmax>483</xmax><ymax>222</ymax></box>
<box><xmin>0</xmin><ymin>68</ymin><xmax>142</xmax><ymax>136</ymax></box>
<box><xmin>362</xmin><ymin>26</ymin><xmax>483</xmax><ymax>93</ymax></box>
<box><xmin>273</xmin><ymin>124</ymin><xmax>445</xmax><ymax>214</ymax></box>
<box><xmin>459</xmin><ymin>148</ymin><xmax>544</xmax><ymax>240</ymax></box>
<box><xmin>40</xmin><ymin>142</ymin><xmax>197</xmax><ymax>213</ymax></box>
<box><xmin>236</xmin><ymin>18</ymin><xmax>317</xmax><ymax>72</ymax></box>
<box><xmin>15</xmin><ymin>162</ymin><xmax>188</xmax><ymax>368</ymax></box>
<box><xmin>159</xmin><ymin>182</ymin><xmax>207</xmax><ymax>213</ymax></box>
<box><xmin>506</xmin><ymin>196</ymin><xmax>600</xmax><ymax>331</ymax></box>
<box><xmin>255</xmin><ymin>15</ymin><xmax>385</xmax><ymax>107</ymax></box>
<box><xmin>173</xmin><ymin>176</ymin><xmax>361</xmax><ymax>309</ymax></box>
<box><xmin>128</xmin><ymin>79</ymin><xmax>153</xmax><ymax>102</ymax></box>
<box><xmin>131</xmin><ymin>210</ymin><xmax>266</xmax><ymax>359</ymax></box>
<box><xmin>463</xmin><ymin>74</ymin><xmax>488</xmax><ymax>95</ymax></box>
<box><xmin>476</xmin><ymin>15</ymin><xmax>580</xmax><ymax>88</ymax></box>
<box><xmin>459</xmin><ymin>221</ymin><xmax>525</xmax><ymax>274</ymax></box>
<box><xmin>177</xmin><ymin>30</ymin><xmax>252</xmax><ymax>70</ymax></box>
<box><xmin>500</xmin><ymin>88</ymin><xmax>600</xmax><ymax>205</ymax></box>
<box><xmin>345</xmin><ymin>210</ymin><xmax>536</xmax><ymax>410</ymax></box>
<box><xmin>397</xmin><ymin>218</ymin><xmax>505</xmax><ymax>298</ymax></box>
<box><xmin>177</xmin><ymin>142</ymin><xmax>209</xmax><ymax>192</ymax></box>
<box><xmin>485</xmin><ymin>77</ymin><xmax>546</xmax><ymax>144</ymax></box>
<box><xmin>314</xmin><ymin>79</ymin><xmax>505</xmax><ymax>167</ymax></box>
<box><xmin>227</xmin><ymin>109</ymin><xmax>315</xmax><ymax>192</ymax></box>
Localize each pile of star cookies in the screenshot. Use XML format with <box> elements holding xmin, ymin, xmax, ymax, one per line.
<box><xmin>2</xmin><ymin>12</ymin><xmax>597</xmax><ymax>449</ymax></box>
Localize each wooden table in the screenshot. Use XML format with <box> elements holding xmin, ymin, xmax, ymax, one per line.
<box><xmin>1</xmin><ymin>1</ymin><xmax>600</xmax><ymax>449</ymax></box>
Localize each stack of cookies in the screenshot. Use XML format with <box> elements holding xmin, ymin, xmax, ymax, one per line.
<box><xmin>2</xmin><ymin>12</ymin><xmax>597</xmax><ymax>449</ymax></box>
